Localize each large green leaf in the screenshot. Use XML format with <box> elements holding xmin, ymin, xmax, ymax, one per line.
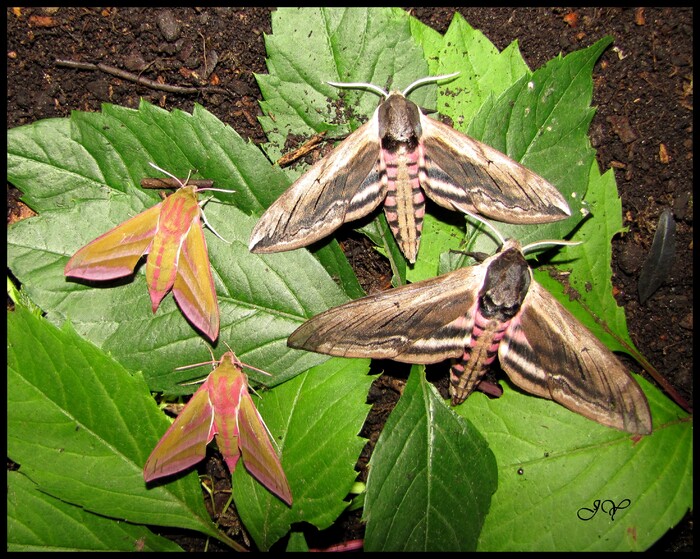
<box><xmin>7</xmin><ymin>471</ymin><xmax>182</xmax><ymax>552</ymax></box>
<box><xmin>457</xmin><ymin>379</ymin><xmax>691</xmax><ymax>551</ymax></box>
<box><xmin>418</xmin><ymin>13</ymin><xmax>530</xmax><ymax>124</ymax></box>
<box><xmin>363</xmin><ymin>367</ymin><xmax>497</xmax><ymax>551</ymax></box>
<box><xmin>7</xmin><ymin>305</ymin><xmax>223</xmax><ymax>542</ymax></box>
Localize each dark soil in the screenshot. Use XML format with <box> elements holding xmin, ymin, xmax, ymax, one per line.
<box><xmin>7</xmin><ymin>7</ymin><xmax>692</xmax><ymax>552</ymax></box>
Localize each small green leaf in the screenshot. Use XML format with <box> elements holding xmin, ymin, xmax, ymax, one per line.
<box><xmin>363</xmin><ymin>367</ymin><xmax>497</xmax><ymax>551</ymax></box>
<box><xmin>233</xmin><ymin>358</ymin><xmax>373</xmax><ymax>550</ymax></box>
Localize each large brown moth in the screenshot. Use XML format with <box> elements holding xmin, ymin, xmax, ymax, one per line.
<box><xmin>287</xmin><ymin>218</ymin><xmax>652</xmax><ymax>435</ymax></box>
<box><xmin>249</xmin><ymin>74</ymin><xmax>571</xmax><ymax>264</ymax></box>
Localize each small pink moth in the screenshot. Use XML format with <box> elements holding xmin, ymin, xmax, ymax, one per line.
<box><xmin>64</xmin><ymin>164</ymin><xmax>228</xmax><ymax>342</ymax></box>
<box><xmin>143</xmin><ymin>351</ymin><xmax>293</xmax><ymax>506</ymax></box>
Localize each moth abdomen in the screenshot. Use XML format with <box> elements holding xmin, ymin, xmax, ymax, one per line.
<box><xmin>382</xmin><ymin>147</ymin><xmax>426</xmax><ymax>263</ymax></box>
<box><xmin>449</xmin><ymin>310</ymin><xmax>512</xmax><ymax>405</ymax></box>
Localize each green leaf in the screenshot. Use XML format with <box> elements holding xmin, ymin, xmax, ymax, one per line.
<box><xmin>7</xmin><ymin>305</ymin><xmax>224</xmax><ymax>542</ymax></box>
<box><xmin>536</xmin><ymin>161</ymin><xmax>634</xmax><ymax>354</ymax></box>
<box><xmin>7</xmin><ymin>117</ymin><xmax>109</xmax><ymax>212</ymax></box>
<box><xmin>423</xmin><ymin>13</ymin><xmax>530</xmax><ymax>124</ymax></box>
<box><xmin>363</xmin><ymin>367</ymin><xmax>497</xmax><ymax>551</ymax></box>
<box><xmin>456</xmin><ymin>379</ymin><xmax>692</xmax><ymax>551</ymax></box>
<box><xmin>286</xmin><ymin>532</ymin><xmax>310</xmax><ymax>552</ymax></box>
<box><xmin>258</xmin><ymin>7</ymin><xmax>431</xmax><ymax>164</ymax></box>
<box><xmin>6</xmin><ymin>103</ymin><xmax>363</xmax><ymax>392</ymax></box>
<box><xmin>232</xmin><ymin>358</ymin><xmax>373</xmax><ymax>550</ymax></box>
<box><xmin>7</xmin><ymin>471</ymin><xmax>183</xmax><ymax>552</ymax></box>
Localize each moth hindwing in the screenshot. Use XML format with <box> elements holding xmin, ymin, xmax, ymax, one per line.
<box><xmin>288</xmin><ymin>239</ymin><xmax>652</xmax><ymax>435</ymax></box>
<box><xmin>250</xmin><ymin>75</ymin><xmax>571</xmax><ymax>263</ymax></box>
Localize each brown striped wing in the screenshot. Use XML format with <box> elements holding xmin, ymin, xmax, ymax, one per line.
<box><xmin>249</xmin><ymin>116</ymin><xmax>386</xmax><ymax>253</ymax></box>
<box><xmin>419</xmin><ymin>115</ymin><xmax>571</xmax><ymax>224</ymax></box>
<box><xmin>288</xmin><ymin>264</ymin><xmax>487</xmax><ymax>363</ymax></box>
<box><xmin>498</xmin><ymin>281</ymin><xmax>652</xmax><ymax>434</ymax></box>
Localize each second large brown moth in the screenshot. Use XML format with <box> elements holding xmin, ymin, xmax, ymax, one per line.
<box><xmin>287</xmin><ymin>232</ymin><xmax>652</xmax><ymax>435</ymax></box>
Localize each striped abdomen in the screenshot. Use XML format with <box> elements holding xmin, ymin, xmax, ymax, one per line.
<box><xmin>382</xmin><ymin>146</ymin><xmax>425</xmax><ymax>263</ymax></box>
<box><xmin>449</xmin><ymin>309</ymin><xmax>512</xmax><ymax>405</ymax></box>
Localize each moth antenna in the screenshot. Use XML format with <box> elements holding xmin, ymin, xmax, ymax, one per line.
<box><xmin>239</xmin><ymin>362</ymin><xmax>273</xmax><ymax>377</ymax></box>
<box><xmin>326</xmin><ymin>80</ymin><xmax>389</xmax><ymax>99</ymax></box>
<box><xmin>174</xmin><ymin>343</ymin><xmax>217</xmax><ymax>375</ymax></box>
<box><xmin>522</xmin><ymin>239</ymin><xmax>582</xmax><ymax>255</ymax></box>
<box><xmin>462</xmin><ymin>207</ymin><xmax>580</xmax><ymax>255</ymax></box>
<box><xmin>148</xmin><ymin>162</ymin><xmax>184</xmax><ymax>187</ymax></box>
<box><xmin>206</xmin><ymin>344</ymin><xmax>217</xmax><ymax>364</ymax></box>
<box><xmin>196</xmin><ymin>187</ymin><xmax>236</xmax><ymax>195</ymax></box>
<box><xmin>174</xmin><ymin>358</ymin><xmax>212</xmax><ymax>386</ymax></box>
<box><xmin>149</xmin><ymin>161</ymin><xmax>234</xmax><ymax>196</ymax></box>
<box><xmin>462</xmin><ymin>209</ymin><xmax>507</xmax><ymax>247</ymax></box>
<box><xmin>174</xmin><ymin>361</ymin><xmax>212</xmax><ymax>372</ymax></box>
<box><xmin>402</xmin><ymin>72</ymin><xmax>460</xmax><ymax>97</ymax></box>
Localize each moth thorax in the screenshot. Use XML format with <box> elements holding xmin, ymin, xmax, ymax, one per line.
<box><xmin>378</xmin><ymin>94</ymin><xmax>422</xmax><ymax>151</ymax></box>
<box><xmin>479</xmin><ymin>249</ymin><xmax>530</xmax><ymax>322</ymax></box>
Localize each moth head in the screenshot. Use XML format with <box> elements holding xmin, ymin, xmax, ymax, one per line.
<box><xmin>479</xmin><ymin>247</ymin><xmax>531</xmax><ymax>321</ymax></box>
<box><xmin>378</xmin><ymin>94</ymin><xmax>422</xmax><ymax>149</ymax></box>
<box><xmin>327</xmin><ymin>73</ymin><xmax>460</xmax><ymax>151</ymax></box>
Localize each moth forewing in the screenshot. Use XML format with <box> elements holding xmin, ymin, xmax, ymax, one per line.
<box><xmin>248</xmin><ymin>117</ymin><xmax>382</xmax><ymax>253</ymax></box>
<box><xmin>250</xmin><ymin>75</ymin><xmax>571</xmax><ymax>264</ymax></box>
<box><xmin>287</xmin><ymin>263</ymin><xmax>486</xmax><ymax>362</ymax></box>
<box><xmin>419</xmin><ymin>117</ymin><xmax>571</xmax><ymax>224</ymax></box>
<box><xmin>64</xmin><ymin>204</ymin><xmax>162</xmax><ymax>280</ymax></box>
<box><xmin>236</xmin><ymin>389</ymin><xmax>293</xmax><ymax>506</ymax></box>
<box><xmin>143</xmin><ymin>383</ymin><xmax>215</xmax><ymax>482</ymax></box>
<box><xmin>499</xmin><ymin>281</ymin><xmax>653</xmax><ymax>434</ymax></box>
